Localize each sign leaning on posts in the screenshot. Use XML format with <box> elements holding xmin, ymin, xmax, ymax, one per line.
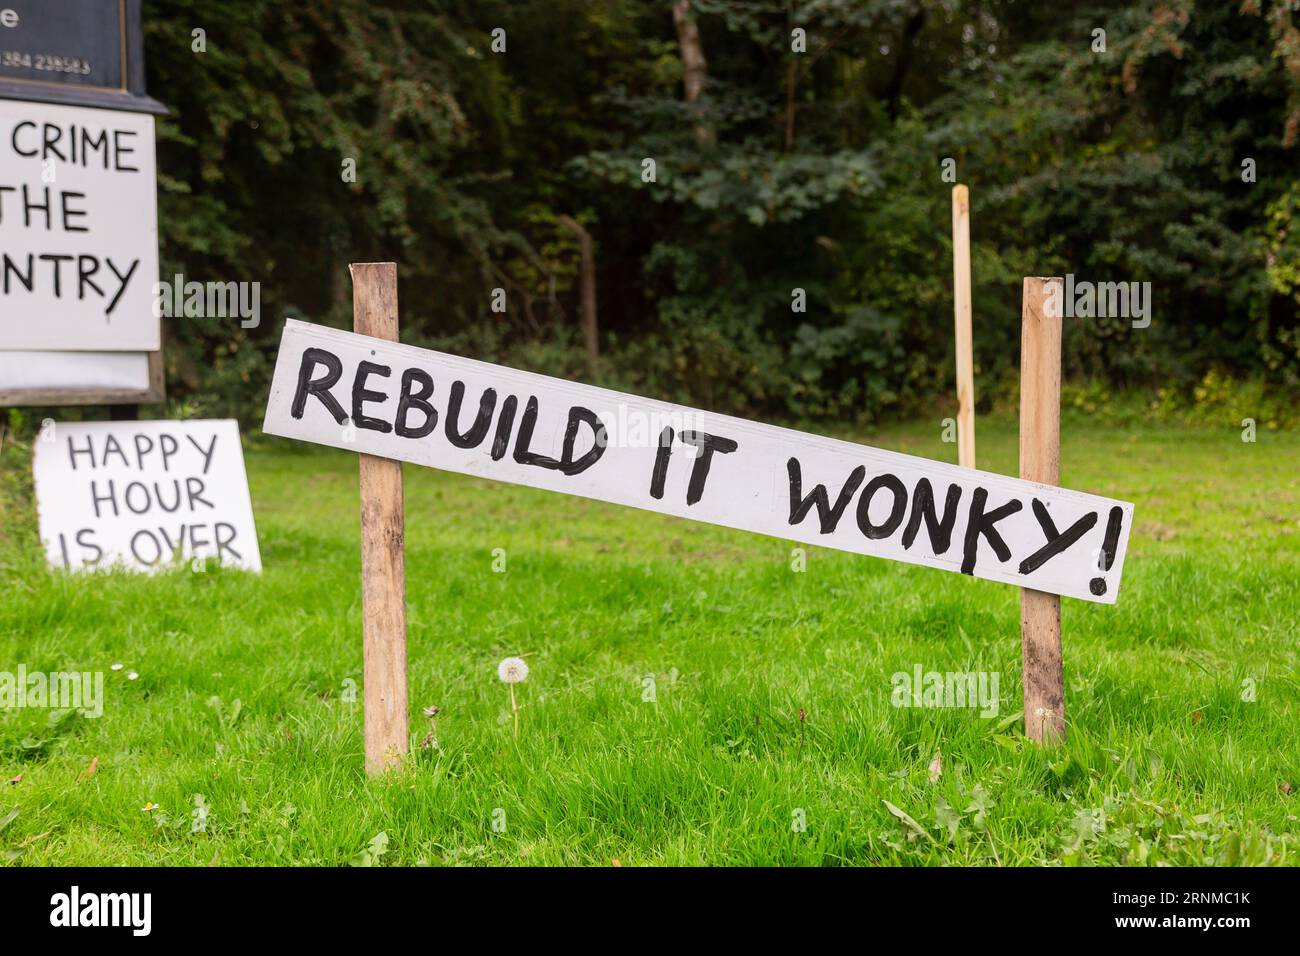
<box><xmin>265</xmin><ymin>320</ymin><xmax>1132</xmax><ymax>603</ymax></box>
<box><xmin>263</xmin><ymin>265</ymin><xmax>1134</xmax><ymax>771</ymax></box>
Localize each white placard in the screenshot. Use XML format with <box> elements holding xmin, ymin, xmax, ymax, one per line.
<box><xmin>0</xmin><ymin>98</ymin><xmax>160</xmax><ymax>350</ymax></box>
<box><xmin>33</xmin><ymin>420</ymin><xmax>261</xmax><ymax>573</ymax></box>
<box><xmin>263</xmin><ymin>320</ymin><xmax>1134</xmax><ymax>603</ymax></box>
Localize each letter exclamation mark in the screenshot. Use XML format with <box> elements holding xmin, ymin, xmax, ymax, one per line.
<box><xmin>1089</xmin><ymin>507</ymin><xmax>1123</xmax><ymax>596</ymax></box>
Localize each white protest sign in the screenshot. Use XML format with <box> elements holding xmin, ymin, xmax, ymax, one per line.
<box><xmin>263</xmin><ymin>319</ymin><xmax>1133</xmax><ymax>603</ymax></box>
<box><xmin>33</xmin><ymin>420</ymin><xmax>261</xmax><ymax>572</ymax></box>
<box><xmin>0</xmin><ymin>98</ymin><xmax>160</xmax><ymax>350</ymax></box>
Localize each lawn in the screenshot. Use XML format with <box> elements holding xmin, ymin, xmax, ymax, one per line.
<box><xmin>1</xmin><ymin>414</ymin><xmax>1297</xmax><ymax>865</ymax></box>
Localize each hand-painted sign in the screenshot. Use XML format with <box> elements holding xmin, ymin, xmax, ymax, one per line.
<box><xmin>263</xmin><ymin>319</ymin><xmax>1133</xmax><ymax>603</ymax></box>
<box><xmin>33</xmin><ymin>419</ymin><xmax>261</xmax><ymax>572</ymax></box>
<box><xmin>0</xmin><ymin>97</ymin><xmax>159</xmax><ymax>350</ymax></box>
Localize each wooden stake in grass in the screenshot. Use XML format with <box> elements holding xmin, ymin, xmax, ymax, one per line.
<box><xmin>1019</xmin><ymin>276</ymin><xmax>1065</xmax><ymax>744</ymax></box>
<box><xmin>952</xmin><ymin>185</ymin><xmax>976</xmax><ymax>469</ymax></box>
<box><xmin>352</xmin><ymin>262</ymin><xmax>409</xmax><ymax>774</ymax></box>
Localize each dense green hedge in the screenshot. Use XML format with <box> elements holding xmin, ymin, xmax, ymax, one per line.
<box><xmin>131</xmin><ymin>1</ymin><xmax>1299</xmax><ymax>426</ymax></box>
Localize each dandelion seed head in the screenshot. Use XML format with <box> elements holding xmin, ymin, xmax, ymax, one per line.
<box><xmin>497</xmin><ymin>657</ymin><xmax>528</xmax><ymax>684</ymax></box>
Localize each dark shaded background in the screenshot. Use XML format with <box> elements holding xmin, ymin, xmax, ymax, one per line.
<box><xmin>141</xmin><ymin>0</ymin><xmax>1300</xmax><ymax>424</ymax></box>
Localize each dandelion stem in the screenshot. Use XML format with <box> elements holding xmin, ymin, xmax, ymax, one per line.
<box><xmin>510</xmin><ymin>684</ymin><xmax>518</xmax><ymax>739</ymax></box>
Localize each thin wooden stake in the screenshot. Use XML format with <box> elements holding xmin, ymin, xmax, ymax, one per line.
<box><xmin>351</xmin><ymin>262</ymin><xmax>409</xmax><ymax>774</ymax></box>
<box><xmin>1019</xmin><ymin>276</ymin><xmax>1065</xmax><ymax>744</ymax></box>
<box><xmin>952</xmin><ymin>185</ymin><xmax>976</xmax><ymax>469</ymax></box>
<box><xmin>557</xmin><ymin>214</ymin><xmax>599</xmax><ymax>366</ymax></box>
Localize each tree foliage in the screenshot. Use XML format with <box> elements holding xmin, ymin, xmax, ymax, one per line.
<box><xmin>141</xmin><ymin>0</ymin><xmax>1300</xmax><ymax>422</ymax></box>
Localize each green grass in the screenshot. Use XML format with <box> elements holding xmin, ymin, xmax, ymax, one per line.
<box><xmin>1</xmin><ymin>415</ymin><xmax>1297</xmax><ymax>866</ymax></box>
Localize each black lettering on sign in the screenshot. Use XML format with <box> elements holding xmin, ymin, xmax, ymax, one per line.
<box><xmin>11</xmin><ymin>122</ymin><xmax>36</xmax><ymax>157</ymax></box>
<box><xmin>104</xmin><ymin>258</ymin><xmax>139</xmax><ymax>316</ymax></box>
<box><xmin>102</xmin><ymin>434</ymin><xmax>128</xmax><ymax>468</ymax></box>
<box><xmin>132</xmin><ymin>433</ymin><xmax>154</xmax><ymax>470</ymax></box>
<box><xmin>58</xmin><ymin>530</ymin><xmax>104</xmax><ymax>569</ymax></box>
<box><xmin>352</xmin><ymin>361</ymin><xmax>392</xmax><ymax>434</ymax></box>
<box><xmin>186</xmin><ymin>433</ymin><xmax>218</xmax><ymax>475</ymax></box>
<box><xmin>960</xmin><ymin>488</ymin><xmax>1023</xmax><ymax>575</ymax></box>
<box><xmin>124</xmin><ymin>481</ymin><xmax>150</xmax><ymax>514</ymax></box>
<box><xmin>43</xmin><ymin>126</ymin><xmax>66</xmax><ymax>163</ymax></box>
<box><xmin>216</xmin><ymin>522</ymin><xmax>243</xmax><ymax>562</ymax></box>
<box><xmin>510</xmin><ymin>400</ymin><xmax>608</xmax><ymax>476</ymax></box>
<box><xmin>130</xmin><ymin>529</ymin><xmax>162</xmax><ymax>566</ymax></box>
<box><xmin>490</xmin><ymin>395</ymin><xmax>519</xmax><ymax>461</ymax></box>
<box><xmin>291</xmin><ymin>348</ymin><xmax>347</xmax><ymax>423</ymax></box>
<box><xmin>395</xmin><ymin>368</ymin><xmax>437</xmax><ymax>439</ymax></box>
<box><xmin>678</xmin><ymin>431</ymin><xmax>738</xmax><ymax>506</ymax></box>
<box><xmin>446</xmin><ymin>381</ymin><xmax>496</xmax><ymax>449</ymax></box>
<box><xmin>160</xmin><ymin>434</ymin><xmax>179</xmax><ymax>471</ymax></box>
<box><xmin>82</xmin><ymin>128</ymin><xmax>110</xmax><ymax>169</ymax></box>
<box><xmin>1090</xmin><ymin>507</ymin><xmax>1124</xmax><ymax>596</ymax></box>
<box><xmin>156</xmin><ymin>524</ymin><xmax>185</xmax><ymax>555</ymax></box>
<box><xmin>2</xmin><ymin>252</ymin><xmax>33</xmax><ymax>293</ymax></box>
<box><xmin>186</xmin><ymin>477</ymin><xmax>214</xmax><ymax>511</ymax></box>
<box><xmin>856</xmin><ymin>474</ymin><xmax>908</xmax><ymax>540</ymax></box>
<box><xmin>1018</xmin><ymin>499</ymin><xmax>1098</xmax><ymax>575</ymax></box>
<box><xmin>90</xmin><ymin>479</ymin><xmax>116</xmax><ymax>518</ymax></box>
<box><xmin>25</xmin><ymin>186</ymin><xmax>51</xmax><ymax>229</ymax></box>
<box><xmin>786</xmin><ymin>459</ymin><xmax>865</xmax><ymax>534</ymax></box>
<box><xmin>114</xmin><ymin>131</ymin><xmax>140</xmax><ymax>172</ymax></box>
<box><xmin>67</xmin><ymin>433</ymin><xmax>95</xmax><ymax>470</ymax></box>
<box><xmin>649</xmin><ymin>427</ymin><xmax>674</xmax><ymax>500</ymax></box>
<box><xmin>76</xmin><ymin>529</ymin><xmax>102</xmax><ymax>565</ymax></box>
<box><xmin>902</xmin><ymin>479</ymin><xmax>962</xmax><ymax>554</ymax></box>
<box><xmin>41</xmin><ymin>254</ymin><xmax>72</xmax><ymax>297</ymax></box>
<box><xmin>154</xmin><ymin>480</ymin><xmax>182</xmax><ymax>513</ymax></box>
<box><xmin>513</xmin><ymin>397</ymin><xmax>562</xmax><ymax>471</ymax></box>
<box><xmin>77</xmin><ymin>255</ymin><xmax>101</xmax><ymax>301</ymax></box>
<box><xmin>559</xmin><ymin>407</ymin><xmax>607</xmax><ymax>476</ymax></box>
<box><xmin>63</xmin><ymin>193</ymin><xmax>88</xmax><ymax>232</ymax></box>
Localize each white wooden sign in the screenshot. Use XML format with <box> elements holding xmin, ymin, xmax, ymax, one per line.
<box><xmin>0</xmin><ymin>98</ymin><xmax>160</xmax><ymax>350</ymax></box>
<box><xmin>33</xmin><ymin>420</ymin><xmax>261</xmax><ymax>573</ymax></box>
<box><xmin>263</xmin><ymin>319</ymin><xmax>1133</xmax><ymax>603</ymax></box>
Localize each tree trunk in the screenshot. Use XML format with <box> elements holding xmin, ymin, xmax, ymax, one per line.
<box><xmin>883</xmin><ymin>8</ymin><xmax>928</xmax><ymax>120</ymax></box>
<box><xmin>672</xmin><ymin>0</ymin><xmax>714</xmax><ymax>146</ymax></box>
<box><xmin>558</xmin><ymin>215</ymin><xmax>599</xmax><ymax>365</ymax></box>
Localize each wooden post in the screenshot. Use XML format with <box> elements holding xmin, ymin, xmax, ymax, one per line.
<box><xmin>557</xmin><ymin>215</ymin><xmax>599</xmax><ymax>366</ymax></box>
<box><xmin>351</xmin><ymin>262</ymin><xmax>409</xmax><ymax>774</ymax></box>
<box><xmin>1019</xmin><ymin>276</ymin><xmax>1065</xmax><ymax>744</ymax></box>
<box><xmin>952</xmin><ymin>185</ymin><xmax>976</xmax><ymax>469</ymax></box>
